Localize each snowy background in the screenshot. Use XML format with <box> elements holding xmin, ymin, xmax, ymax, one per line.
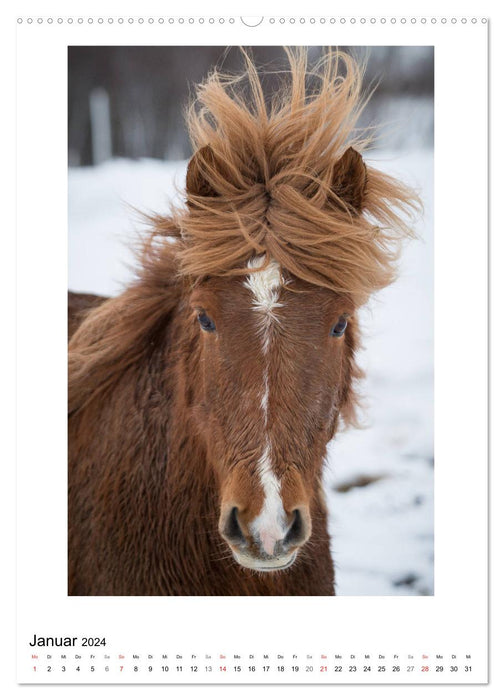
<box><xmin>68</xmin><ymin>46</ymin><xmax>433</xmax><ymax>596</ymax></box>
<box><xmin>325</xmin><ymin>150</ymin><xmax>433</xmax><ymax>596</ymax></box>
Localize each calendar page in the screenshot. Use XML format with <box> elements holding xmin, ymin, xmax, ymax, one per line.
<box><xmin>15</xmin><ymin>10</ymin><xmax>488</xmax><ymax>686</ymax></box>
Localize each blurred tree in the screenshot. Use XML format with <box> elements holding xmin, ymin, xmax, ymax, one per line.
<box><xmin>68</xmin><ymin>46</ymin><xmax>434</xmax><ymax>166</ymax></box>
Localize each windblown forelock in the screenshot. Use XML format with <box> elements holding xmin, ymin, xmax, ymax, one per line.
<box><xmin>172</xmin><ymin>48</ymin><xmax>421</xmax><ymax>306</ymax></box>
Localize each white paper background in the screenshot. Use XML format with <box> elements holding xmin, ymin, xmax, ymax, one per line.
<box><xmin>8</xmin><ymin>2</ymin><xmax>491</xmax><ymax>696</ymax></box>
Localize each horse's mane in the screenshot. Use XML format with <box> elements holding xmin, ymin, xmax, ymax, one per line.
<box><xmin>68</xmin><ymin>229</ymin><xmax>182</xmax><ymax>414</ymax></box>
<box><xmin>69</xmin><ymin>48</ymin><xmax>421</xmax><ymax>415</ymax></box>
<box><xmin>160</xmin><ymin>48</ymin><xmax>420</xmax><ymax>306</ymax></box>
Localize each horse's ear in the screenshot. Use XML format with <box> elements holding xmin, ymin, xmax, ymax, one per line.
<box><xmin>186</xmin><ymin>144</ymin><xmax>220</xmax><ymax>200</ymax></box>
<box><xmin>331</xmin><ymin>147</ymin><xmax>367</xmax><ymax>212</ymax></box>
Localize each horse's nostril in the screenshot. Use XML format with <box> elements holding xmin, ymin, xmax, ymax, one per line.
<box><xmin>283</xmin><ymin>509</ymin><xmax>307</xmax><ymax>548</ymax></box>
<box><xmin>222</xmin><ymin>506</ymin><xmax>246</xmax><ymax>544</ymax></box>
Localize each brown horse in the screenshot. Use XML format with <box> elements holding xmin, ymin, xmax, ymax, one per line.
<box><xmin>68</xmin><ymin>49</ymin><xmax>418</xmax><ymax>595</ymax></box>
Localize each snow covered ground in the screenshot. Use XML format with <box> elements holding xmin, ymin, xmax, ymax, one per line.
<box><xmin>68</xmin><ymin>149</ymin><xmax>433</xmax><ymax>596</ymax></box>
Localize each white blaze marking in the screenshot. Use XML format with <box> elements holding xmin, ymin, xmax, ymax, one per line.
<box><xmin>244</xmin><ymin>255</ymin><xmax>283</xmax><ymax>315</ymax></box>
<box><xmin>244</xmin><ymin>255</ymin><xmax>287</xmax><ymax>555</ymax></box>
<box><xmin>244</xmin><ymin>255</ymin><xmax>283</xmax><ymax>352</ymax></box>
<box><xmin>250</xmin><ymin>445</ymin><xmax>286</xmax><ymax>556</ymax></box>
<box><xmin>244</xmin><ymin>253</ymin><xmax>283</xmax><ymax>405</ymax></box>
<box><xmin>260</xmin><ymin>370</ymin><xmax>269</xmax><ymax>425</ymax></box>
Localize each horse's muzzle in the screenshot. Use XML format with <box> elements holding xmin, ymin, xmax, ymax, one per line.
<box><xmin>231</xmin><ymin>549</ymin><xmax>298</xmax><ymax>572</ymax></box>
<box><xmin>219</xmin><ymin>505</ymin><xmax>310</xmax><ymax>572</ymax></box>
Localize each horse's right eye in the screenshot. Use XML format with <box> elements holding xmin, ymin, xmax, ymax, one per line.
<box><xmin>197</xmin><ymin>311</ymin><xmax>216</xmax><ymax>332</ymax></box>
<box><xmin>330</xmin><ymin>316</ymin><xmax>348</xmax><ymax>337</ymax></box>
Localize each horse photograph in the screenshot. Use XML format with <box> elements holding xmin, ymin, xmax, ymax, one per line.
<box><xmin>68</xmin><ymin>46</ymin><xmax>434</xmax><ymax>596</ymax></box>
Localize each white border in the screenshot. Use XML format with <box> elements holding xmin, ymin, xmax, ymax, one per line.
<box><xmin>14</xmin><ymin>15</ymin><xmax>487</xmax><ymax>688</ymax></box>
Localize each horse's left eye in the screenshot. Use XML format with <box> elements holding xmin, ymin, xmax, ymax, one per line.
<box><xmin>330</xmin><ymin>316</ymin><xmax>348</xmax><ymax>337</ymax></box>
<box><xmin>197</xmin><ymin>311</ymin><xmax>216</xmax><ymax>332</ymax></box>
